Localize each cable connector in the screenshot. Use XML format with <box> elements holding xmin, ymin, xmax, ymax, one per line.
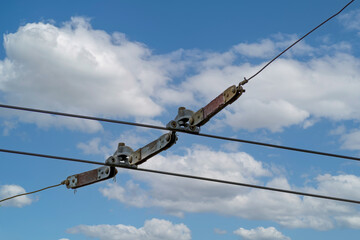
<box><xmin>239</xmin><ymin>77</ymin><xmax>249</xmax><ymax>86</ymax></box>
<box><xmin>167</xmin><ymin>107</ymin><xmax>200</xmax><ymax>133</ymax></box>
<box><xmin>65</xmin><ymin>166</ymin><xmax>118</xmax><ymax>189</ymax></box>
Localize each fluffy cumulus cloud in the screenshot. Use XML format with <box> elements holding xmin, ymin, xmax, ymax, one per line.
<box><xmin>0</xmin><ymin>17</ymin><xmax>174</xmax><ymax>132</ymax></box>
<box><xmin>67</xmin><ymin>218</ymin><xmax>191</xmax><ymax>240</ymax></box>
<box><xmin>1</xmin><ymin>17</ymin><xmax>360</xmax><ymax>133</ymax></box>
<box><xmin>185</xmin><ymin>50</ymin><xmax>360</xmax><ymax>132</ymax></box>
<box><xmin>77</xmin><ymin>130</ymin><xmax>152</xmax><ymax>158</ymax></box>
<box><xmin>234</xmin><ymin>226</ymin><xmax>290</xmax><ymax>240</ymax></box>
<box><xmin>0</xmin><ymin>184</ymin><xmax>33</xmax><ymax>207</ymax></box>
<box><xmin>100</xmin><ymin>145</ymin><xmax>360</xmax><ymax>230</ymax></box>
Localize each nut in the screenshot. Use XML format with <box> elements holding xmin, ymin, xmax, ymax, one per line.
<box><xmin>171</xmin><ymin>121</ymin><xmax>177</xmax><ymax>128</ymax></box>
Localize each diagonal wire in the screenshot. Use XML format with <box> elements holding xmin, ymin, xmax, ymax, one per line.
<box><xmin>0</xmin><ymin>181</ymin><xmax>66</xmax><ymax>204</ymax></box>
<box><xmin>242</xmin><ymin>0</ymin><xmax>355</xmax><ymax>84</ymax></box>
<box><xmin>0</xmin><ymin>147</ymin><xmax>360</xmax><ymax>205</ymax></box>
<box><xmin>1</xmin><ymin>103</ymin><xmax>360</xmax><ymax>163</ymax></box>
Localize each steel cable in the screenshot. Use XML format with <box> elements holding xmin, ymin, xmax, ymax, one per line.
<box><xmin>242</xmin><ymin>0</ymin><xmax>355</xmax><ymax>84</ymax></box>
<box><xmin>1</xmin><ymin>103</ymin><xmax>360</xmax><ymax>163</ymax></box>
<box><xmin>0</xmin><ymin>182</ymin><xmax>65</xmax><ymax>204</ymax></box>
<box><xmin>0</xmin><ymin>148</ymin><xmax>360</xmax><ymax>205</ymax></box>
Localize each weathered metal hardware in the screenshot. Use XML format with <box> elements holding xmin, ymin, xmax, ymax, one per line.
<box><xmin>189</xmin><ymin>85</ymin><xmax>245</xmax><ymax>127</ymax></box>
<box><xmin>66</xmin><ymin>166</ymin><xmax>117</xmax><ymax>189</ymax></box>
<box><xmin>167</xmin><ymin>107</ymin><xmax>200</xmax><ymax>133</ymax></box>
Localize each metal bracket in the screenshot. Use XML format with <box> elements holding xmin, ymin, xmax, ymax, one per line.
<box><xmin>104</xmin><ymin>132</ymin><xmax>177</xmax><ymax>167</ymax></box>
<box><xmin>105</xmin><ymin>143</ymin><xmax>135</xmax><ymax>167</ymax></box>
<box><xmin>129</xmin><ymin>132</ymin><xmax>177</xmax><ymax>165</ymax></box>
<box><xmin>64</xmin><ymin>132</ymin><xmax>177</xmax><ymax>189</ymax></box>
<box><xmin>166</xmin><ymin>107</ymin><xmax>200</xmax><ymax>133</ymax></box>
<box><xmin>189</xmin><ymin>85</ymin><xmax>245</xmax><ymax>127</ymax></box>
<box><xmin>66</xmin><ymin>166</ymin><xmax>118</xmax><ymax>189</ymax></box>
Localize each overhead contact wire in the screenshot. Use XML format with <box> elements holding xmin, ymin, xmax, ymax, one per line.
<box><xmin>1</xmin><ymin>103</ymin><xmax>360</xmax><ymax>163</ymax></box>
<box><xmin>0</xmin><ymin>148</ymin><xmax>359</xmax><ymax>205</ymax></box>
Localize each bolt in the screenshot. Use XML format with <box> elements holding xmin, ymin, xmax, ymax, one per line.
<box><xmin>178</xmin><ymin>107</ymin><xmax>185</xmax><ymax>114</ymax></box>
<box><xmin>171</xmin><ymin>121</ymin><xmax>177</xmax><ymax>128</ymax></box>
<box><xmin>129</xmin><ymin>156</ymin><xmax>133</xmax><ymax>163</ymax></box>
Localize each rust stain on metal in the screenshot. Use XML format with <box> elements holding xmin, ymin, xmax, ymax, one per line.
<box><xmin>203</xmin><ymin>93</ymin><xmax>224</xmax><ymax>120</ymax></box>
<box><xmin>76</xmin><ymin>169</ymin><xmax>98</xmax><ymax>187</ymax></box>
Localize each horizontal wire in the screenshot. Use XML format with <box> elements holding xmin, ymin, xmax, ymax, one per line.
<box><xmin>0</xmin><ymin>104</ymin><xmax>167</xmax><ymax>131</ymax></box>
<box><xmin>0</xmin><ymin>182</ymin><xmax>65</xmax><ymax>204</ymax></box>
<box><xmin>1</xmin><ymin>103</ymin><xmax>360</xmax><ymax>163</ymax></box>
<box><xmin>0</xmin><ymin>0</ymin><xmax>356</xmax><ymax>207</ymax></box>
<box><xmin>197</xmin><ymin>132</ymin><xmax>360</xmax><ymax>162</ymax></box>
<box><xmin>0</xmin><ymin>147</ymin><xmax>360</xmax><ymax>205</ymax></box>
<box><xmin>243</xmin><ymin>0</ymin><xmax>355</xmax><ymax>83</ymax></box>
<box><xmin>0</xmin><ymin>148</ymin><xmax>106</xmax><ymax>166</ymax></box>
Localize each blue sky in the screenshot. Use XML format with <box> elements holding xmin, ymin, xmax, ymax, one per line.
<box><xmin>1</xmin><ymin>0</ymin><xmax>360</xmax><ymax>239</ymax></box>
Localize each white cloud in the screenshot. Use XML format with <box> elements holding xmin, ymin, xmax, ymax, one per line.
<box><xmin>0</xmin><ymin>17</ymin><xmax>172</xmax><ymax>132</ymax></box>
<box><xmin>339</xmin><ymin>9</ymin><xmax>360</xmax><ymax>32</ymax></box>
<box><xmin>67</xmin><ymin>218</ymin><xmax>191</xmax><ymax>240</ymax></box>
<box><xmin>1</xmin><ymin>18</ymin><xmax>360</xmax><ymax>134</ymax></box>
<box><xmin>100</xmin><ymin>145</ymin><xmax>360</xmax><ymax>230</ymax></box>
<box><xmin>234</xmin><ymin>226</ymin><xmax>290</xmax><ymax>240</ymax></box>
<box><xmin>233</xmin><ymin>39</ymin><xmax>277</xmax><ymax>58</ymax></box>
<box><xmin>340</xmin><ymin>129</ymin><xmax>360</xmax><ymax>150</ymax></box>
<box><xmin>77</xmin><ymin>137</ymin><xmax>110</xmax><ymax>156</ymax></box>
<box><xmin>77</xmin><ymin>130</ymin><xmax>153</xmax><ymax>158</ymax></box>
<box><xmin>0</xmin><ymin>184</ymin><xmax>33</xmax><ymax>207</ymax></box>
<box><xmin>184</xmin><ymin>50</ymin><xmax>360</xmax><ymax>132</ymax></box>
<box><xmin>224</xmin><ymin>99</ymin><xmax>309</xmax><ymax>132</ymax></box>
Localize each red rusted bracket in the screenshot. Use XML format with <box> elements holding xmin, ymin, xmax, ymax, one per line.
<box><xmin>189</xmin><ymin>85</ymin><xmax>245</xmax><ymax>127</ymax></box>
<box><xmin>65</xmin><ymin>166</ymin><xmax>117</xmax><ymax>189</ymax></box>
